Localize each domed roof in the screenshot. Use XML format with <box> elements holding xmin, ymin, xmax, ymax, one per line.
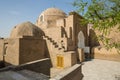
<box><xmin>10</xmin><ymin>21</ymin><xmax>44</xmax><ymax>38</ymax></box>
<box><xmin>36</xmin><ymin>8</ymin><xmax>66</xmax><ymax>28</ymax></box>
<box><xmin>41</xmin><ymin>7</ymin><xmax>66</xmax><ymax>16</ymax></box>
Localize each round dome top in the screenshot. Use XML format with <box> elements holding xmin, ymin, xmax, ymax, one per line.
<box><xmin>10</xmin><ymin>21</ymin><xmax>44</xmax><ymax>38</ymax></box>
<box><xmin>41</xmin><ymin>7</ymin><xmax>66</xmax><ymax>16</ymax></box>
<box><xmin>36</xmin><ymin>8</ymin><xmax>66</xmax><ymax>28</ymax></box>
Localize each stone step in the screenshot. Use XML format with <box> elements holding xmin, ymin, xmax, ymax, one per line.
<box><xmin>43</xmin><ymin>36</ymin><xmax>48</xmax><ymax>38</ymax></box>
<box><xmin>44</xmin><ymin>35</ymin><xmax>66</xmax><ymax>52</ymax></box>
<box><xmin>54</xmin><ymin>44</ymin><xmax>58</xmax><ymax>48</ymax></box>
<box><xmin>47</xmin><ymin>37</ymin><xmax>52</xmax><ymax>40</ymax></box>
<box><xmin>58</xmin><ymin>48</ymin><xmax>62</xmax><ymax>50</ymax></box>
<box><xmin>58</xmin><ymin>48</ymin><xmax>65</xmax><ymax>52</ymax></box>
<box><xmin>52</xmin><ymin>42</ymin><xmax>57</xmax><ymax>45</ymax></box>
<box><xmin>50</xmin><ymin>39</ymin><xmax>54</xmax><ymax>42</ymax></box>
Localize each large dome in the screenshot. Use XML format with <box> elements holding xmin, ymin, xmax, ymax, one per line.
<box><xmin>41</xmin><ymin>7</ymin><xmax>66</xmax><ymax>16</ymax></box>
<box><xmin>10</xmin><ymin>21</ymin><xmax>44</xmax><ymax>38</ymax></box>
<box><xmin>36</xmin><ymin>8</ymin><xmax>66</xmax><ymax>28</ymax></box>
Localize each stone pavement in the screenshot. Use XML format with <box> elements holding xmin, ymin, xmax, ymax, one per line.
<box><xmin>0</xmin><ymin>70</ymin><xmax>49</xmax><ymax>80</ymax></box>
<box><xmin>82</xmin><ymin>59</ymin><xmax>120</xmax><ymax>80</ymax></box>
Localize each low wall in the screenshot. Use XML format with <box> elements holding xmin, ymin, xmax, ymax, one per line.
<box><xmin>92</xmin><ymin>47</ymin><xmax>120</xmax><ymax>62</ymax></box>
<box><xmin>50</xmin><ymin>64</ymin><xmax>83</xmax><ymax>80</ymax></box>
<box><xmin>0</xmin><ymin>58</ymin><xmax>52</xmax><ymax>76</ymax></box>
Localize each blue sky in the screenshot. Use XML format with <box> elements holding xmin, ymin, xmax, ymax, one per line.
<box><xmin>0</xmin><ymin>0</ymin><xmax>76</xmax><ymax>37</ymax></box>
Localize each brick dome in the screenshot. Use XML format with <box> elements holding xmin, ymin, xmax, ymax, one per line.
<box><xmin>10</xmin><ymin>21</ymin><xmax>44</xmax><ymax>38</ymax></box>
<box><xmin>41</xmin><ymin>7</ymin><xmax>66</xmax><ymax>16</ymax></box>
<box><xmin>36</xmin><ymin>8</ymin><xmax>66</xmax><ymax>27</ymax></box>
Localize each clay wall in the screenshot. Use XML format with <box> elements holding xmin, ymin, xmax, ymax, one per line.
<box><xmin>0</xmin><ymin>39</ymin><xmax>4</xmax><ymax>61</ymax></box>
<box><xmin>19</xmin><ymin>38</ymin><xmax>45</xmax><ymax>64</ymax></box>
<box><xmin>5</xmin><ymin>38</ymin><xmax>19</xmax><ymax>65</ymax></box>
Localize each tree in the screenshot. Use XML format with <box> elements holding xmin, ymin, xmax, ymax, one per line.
<box><xmin>73</xmin><ymin>0</ymin><xmax>120</xmax><ymax>49</ymax></box>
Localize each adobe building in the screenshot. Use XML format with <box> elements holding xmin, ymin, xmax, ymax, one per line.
<box><xmin>0</xmin><ymin>22</ymin><xmax>46</xmax><ymax>65</ymax></box>
<box><xmin>0</xmin><ymin>8</ymin><xmax>88</xmax><ymax>79</ymax></box>
<box><xmin>0</xmin><ymin>8</ymin><xmax>89</xmax><ymax>66</ymax></box>
<box><xmin>0</xmin><ymin>7</ymin><xmax>120</xmax><ymax>75</ymax></box>
<box><xmin>0</xmin><ymin>7</ymin><xmax>120</xmax><ymax>80</ymax></box>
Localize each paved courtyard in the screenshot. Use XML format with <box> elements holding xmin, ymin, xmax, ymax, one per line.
<box><xmin>0</xmin><ymin>70</ymin><xmax>49</xmax><ymax>80</ymax></box>
<box><xmin>82</xmin><ymin>59</ymin><xmax>120</xmax><ymax>80</ymax></box>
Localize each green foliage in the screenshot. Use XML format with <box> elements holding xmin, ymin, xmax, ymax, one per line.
<box><xmin>73</xmin><ymin>0</ymin><xmax>120</xmax><ymax>50</ymax></box>
<box><xmin>73</xmin><ymin>0</ymin><xmax>120</xmax><ymax>29</ymax></box>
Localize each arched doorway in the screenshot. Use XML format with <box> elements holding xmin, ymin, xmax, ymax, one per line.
<box><xmin>77</xmin><ymin>31</ymin><xmax>90</xmax><ymax>60</ymax></box>
<box><xmin>78</xmin><ymin>31</ymin><xmax>85</xmax><ymax>48</ymax></box>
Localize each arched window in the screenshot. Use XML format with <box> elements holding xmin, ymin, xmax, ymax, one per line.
<box><xmin>78</xmin><ymin>31</ymin><xmax>85</xmax><ymax>48</ymax></box>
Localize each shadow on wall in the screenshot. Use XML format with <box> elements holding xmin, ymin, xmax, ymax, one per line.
<box><xmin>89</xmin><ymin>29</ymin><xmax>100</xmax><ymax>58</ymax></box>
<box><xmin>0</xmin><ymin>61</ymin><xmax>5</xmax><ymax>68</ymax></box>
<box><xmin>61</xmin><ymin>26</ymin><xmax>68</xmax><ymax>38</ymax></box>
<box><xmin>0</xmin><ymin>60</ymin><xmax>19</xmax><ymax>68</ymax></box>
<box><xmin>0</xmin><ymin>61</ymin><xmax>17</xmax><ymax>71</ymax></box>
<box><xmin>50</xmin><ymin>64</ymin><xmax>84</xmax><ymax>80</ymax></box>
<box><xmin>13</xmin><ymin>58</ymin><xmax>52</xmax><ymax>76</ymax></box>
<box><xmin>44</xmin><ymin>40</ymin><xmax>50</xmax><ymax>58</ymax></box>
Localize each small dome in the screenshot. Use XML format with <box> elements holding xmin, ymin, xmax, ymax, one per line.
<box><xmin>10</xmin><ymin>21</ymin><xmax>44</xmax><ymax>38</ymax></box>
